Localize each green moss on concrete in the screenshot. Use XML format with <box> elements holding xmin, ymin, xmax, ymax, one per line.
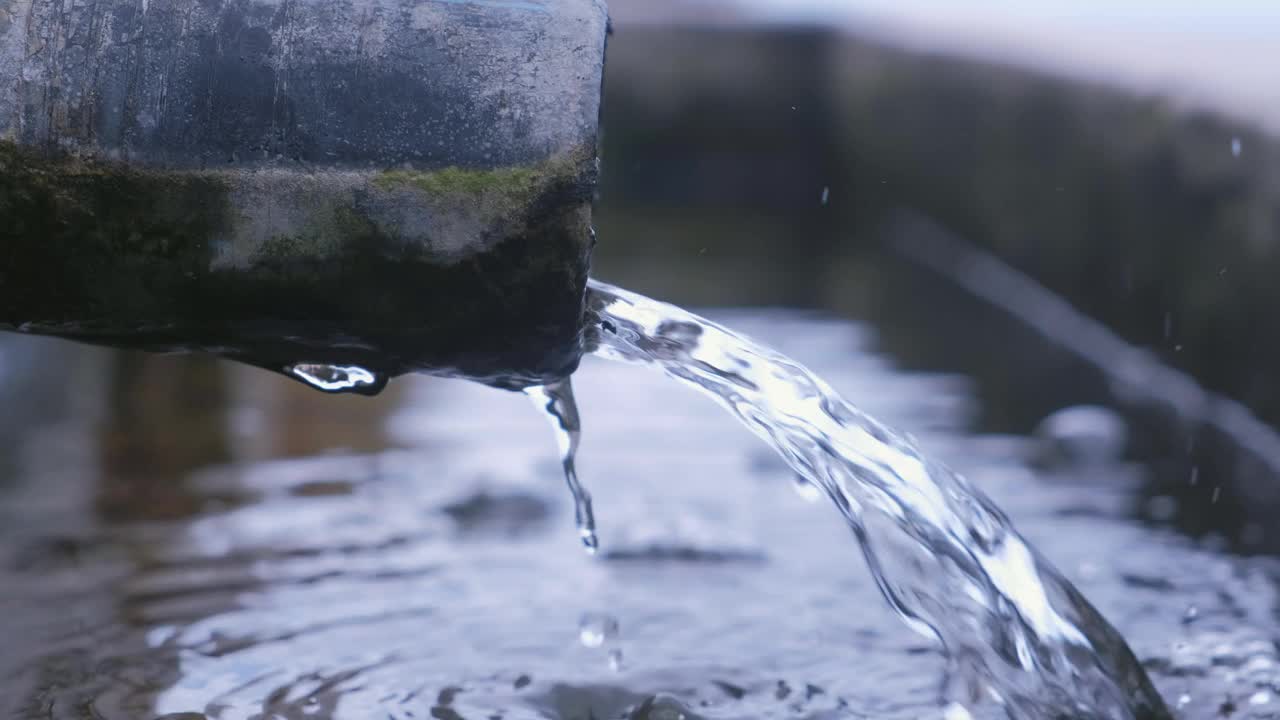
<box><xmin>371</xmin><ymin>152</ymin><xmax>584</xmax><ymax>209</ymax></box>
<box><xmin>375</xmin><ymin>165</ymin><xmax>543</xmax><ymax>196</ymax></box>
<box><xmin>0</xmin><ymin>139</ymin><xmax>596</xmax><ymax>387</ymax></box>
<box><xmin>0</xmin><ymin>140</ymin><xmax>234</xmax><ymax>320</ymax></box>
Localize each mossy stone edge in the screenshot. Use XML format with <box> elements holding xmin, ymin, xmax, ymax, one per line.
<box><xmin>0</xmin><ymin>141</ymin><xmax>597</xmax><ymax>389</ymax></box>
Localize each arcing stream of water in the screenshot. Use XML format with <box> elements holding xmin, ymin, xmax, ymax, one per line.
<box><xmin>521</xmin><ymin>279</ymin><xmax>1172</xmax><ymax>720</ymax></box>
<box><xmin>281</xmin><ymin>278</ymin><xmax>1173</xmax><ymax>718</ymax></box>
<box><xmin>18</xmin><ymin>276</ymin><xmax>1280</xmax><ymax>718</ymax></box>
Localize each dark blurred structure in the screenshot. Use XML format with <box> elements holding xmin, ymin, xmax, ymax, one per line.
<box><xmin>591</xmin><ymin>18</ymin><xmax>1280</xmax><ymax>551</ymax></box>
<box><xmin>597</xmin><ymin>24</ymin><xmax>1277</xmax><ymax>424</ymax></box>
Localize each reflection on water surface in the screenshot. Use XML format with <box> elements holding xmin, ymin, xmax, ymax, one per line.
<box><xmin>1</xmin><ymin>313</ymin><xmax>1277</xmax><ymax>719</ymax></box>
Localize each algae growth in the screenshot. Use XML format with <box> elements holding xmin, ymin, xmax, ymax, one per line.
<box><xmin>0</xmin><ymin>140</ymin><xmax>596</xmax><ymax>387</ymax></box>
<box><xmin>374</xmin><ymin>165</ymin><xmax>544</xmax><ymax>196</ymax></box>
<box><xmin>371</xmin><ymin>151</ymin><xmax>585</xmax><ymax>209</ymax></box>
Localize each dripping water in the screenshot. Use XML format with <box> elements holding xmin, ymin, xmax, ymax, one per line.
<box><xmin>577</xmin><ymin>279</ymin><xmax>1169</xmax><ymax>720</ymax></box>
<box><xmin>526</xmin><ymin>377</ymin><xmax>599</xmax><ymax>553</ymax></box>
<box><xmin>287</xmin><ymin>363</ymin><xmax>387</xmax><ymax>396</ymax></box>
<box><xmin>280</xmin><ymin>362</ymin><xmax>598</xmax><ymax>557</ymax></box>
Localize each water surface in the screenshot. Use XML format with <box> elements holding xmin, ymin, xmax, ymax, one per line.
<box><xmin>1</xmin><ymin>304</ymin><xmax>1277</xmax><ymax>719</ymax></box>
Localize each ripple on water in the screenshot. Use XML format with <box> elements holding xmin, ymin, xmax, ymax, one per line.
<box><xmin>1</xmin><ymin>309</ymin><xmax>1278</xmax><ymax>719</ymax></box>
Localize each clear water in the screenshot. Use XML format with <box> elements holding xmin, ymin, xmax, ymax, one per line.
<box><xmin>582</xmin><ymin>280</ymin><xmax>1167</xmax><ymax>719</ymax></box>
<box><xmin>526</xmin><ymin>379</ymin><xmax>599</xmax><ymax>553</ymax></box>
<box><xmin>3</xmin><ymin>290</ymin><xmax>1279</xmax><ymax>720</ymax></box>
<box><xmin>288</xmin><ymin>363</ymin><xmax>387</xmax><ymax>396</ymax></box>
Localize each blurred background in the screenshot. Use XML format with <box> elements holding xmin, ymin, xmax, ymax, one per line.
<box><xmin>5</xmin><ymin>2</ymin><xmax>1280</xmax><ymax>718</ymax></box>
<box><xmin>592</xmin><ymin>0</ymin><xmax>1280</xmax><ymax>552</ymax></box>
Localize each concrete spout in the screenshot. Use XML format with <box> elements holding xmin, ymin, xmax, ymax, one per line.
<box><xmin>0</xmin><ymin>0</ymin><xmax>609</xmax><ymax>391</ymax></box>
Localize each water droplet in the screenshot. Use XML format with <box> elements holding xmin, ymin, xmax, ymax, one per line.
<box><xmin>286</xmin><ymin>363</ymin><xmax>385</xmax><ymax>395</ymax></box>
<box><xmin>526</xmin><ymin>379</ymin><xmax>598</xmax><ymax>554</ymax></box>
<box><xmin>820</xmin><ymin>186</ymin><xmax>830</xmax><ymax>205</ymax></box>
<box><xmin>578</xmin><ymin>613</ymin><xmax>619</xmax><ymax>648</ymax></box>
<box><xmin>1212</xmin><ymin>487</ymin><xmax>1222</xmax><ymax>504</ymax></box>
<box><xmin>608</xmin><ymin>648</ymin><xmax>624</xmax><ymax>672</ymax></box>
<box><xmin>1232</xmin><ymin>137</ymin><xmax>1242</xmax><ymax>157</ymax></box>
<box><xmin>1183</xmin><ymin>605</ymin><xmax>1199</xmax><ymax>624</ymax></box>
<box><xmin>1177</xmin><ymin>694</ymin><xmax>1192</xmax><ymax>709</ymax></box>
<box><xmin>1190</xmin><ymin>466</ymin><xmax>1199</xmax><ymax>485</ymax></box>
<box><xmin>1250</xmin><ymin>690</ymin><xmax>1272</xmax><ymax>706</ymax></box>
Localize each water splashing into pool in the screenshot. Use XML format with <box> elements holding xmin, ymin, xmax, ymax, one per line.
<box><xmin>582</xmin><ymin>279</ymin><xmax>1170</xmax><ymax>719</ymax></box>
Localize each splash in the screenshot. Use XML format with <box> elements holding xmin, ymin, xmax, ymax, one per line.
<box><xmin>580</xmin><ymin>279</ymin><xmax>1169</xmax><ymax>719</ymax></box>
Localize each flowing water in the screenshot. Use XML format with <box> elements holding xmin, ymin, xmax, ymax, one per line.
<box><xmin>3</xmin><ymin>281</ymin><xmax>1280</xmax><ymax>720</ymax></box>
<box><xmin>580</xmin><ymin>280</ymin><xmax>1166</xmax><ymax>719</ymax></box>
<box><xmin>526</xmin><ymin>380</ymin><xmax>599</xmax><ymax>554</ymax></box>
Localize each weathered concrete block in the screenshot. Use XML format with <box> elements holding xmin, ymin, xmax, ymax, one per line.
<box><xmin>0</xmin><ymin>0</ymin><xmax>609</xmax><ymax>391</ymax></box>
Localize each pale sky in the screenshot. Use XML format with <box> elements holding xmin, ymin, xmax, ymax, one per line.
<box><xmin>729</xmin><ymin>0</ymin><xmax>1280</xmax><ymax>132</ymax></box>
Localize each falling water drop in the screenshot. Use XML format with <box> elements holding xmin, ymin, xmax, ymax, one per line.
<box><xmin>578</xmin><ymin>612</ymin><xmax>619</xmax><ymax>648</ymax></box>
<box><xmin>1183</xmin><ymin>605</ymin><xmax>1200</xmax><ymax>625</ymax></box>
<box><xmin>526</xmin><ymin>377</ymin><xmax>599</xmax><ymax>553</ymax></box>
<box><xmin>578</xmin><ymin>612</ymin><xmax>623</xmax><ymax>671</ymax></box>
<box><xmin>286</xmin><ymin>363</ymin><xmax>386</xmax><ymax>395</ymax></box>
<box><xmin>1232</xmin><ymin>137</ymin><xmax>1242</xmax><ymax>157</ymax></box>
